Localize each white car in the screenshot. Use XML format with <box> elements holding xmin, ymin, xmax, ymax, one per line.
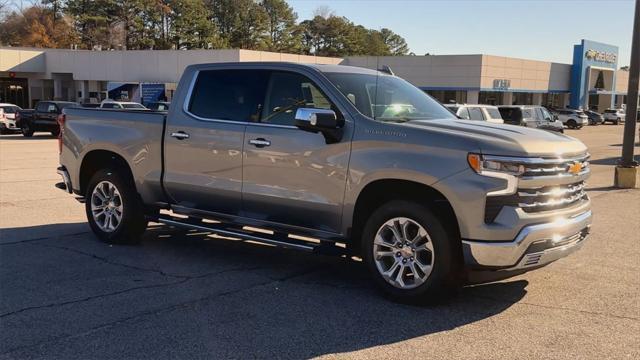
<box><xmin>603</xmin><ymin>109</ymin><xmax>625</xmax><ymax>125</ymax></box>
<box><xmin>0</xmin><ymin>103</ymin><xmax>23</xmax><ymax>134</ymax></box>
<box><xmin>444</xmin><ymin>104</ymin><xmax>504</xmax><ymax>124</ymax></box>
<box><xmin>554</xmin><ymin>109</ymin><xmax>588</xmax><ymax>129</ymax></box>
<box><xmin>100</xmin><ymin>100</ymin><xmax>147</xmax><ymax>110</ymax></box>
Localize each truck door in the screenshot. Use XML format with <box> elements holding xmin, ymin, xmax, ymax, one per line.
<box><xmin>242</xmin><ymin>70</ymin><xmax>351</xmax><ymax>234</ymax></box>
<box><xmin>163</xmin><ymin>69</ymin><xmax>269</xmax><ymax>216</ymax></box>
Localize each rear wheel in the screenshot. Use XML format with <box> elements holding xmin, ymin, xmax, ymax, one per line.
<box><xmin>85</xmin><ymin>168</ymin><xmax>147</xmax><ymax>244</ymax></box>
<box><xmin>362</xmin><ymin>200</ymin><xmax>460</xmax><ymax>304</ymax></box>
<box><xmin>50</xmin><ymin>128</ymin><xmax>60</xmax><ymax>137</ymax></box>
<box><xmin>567</xmin><ymin>119</ymin><xmax>577</xmax><ymax>129</ymax></box>
<box><xmin>21</xmin><ymin>121</ymin><xmax>34</xmax><ymax>137</ymax></box>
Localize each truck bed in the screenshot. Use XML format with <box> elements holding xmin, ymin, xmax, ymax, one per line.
<box><xmin>61</xmin><ymin>108</ymin><xmax>167</xmax><ymax>203</ymax></box>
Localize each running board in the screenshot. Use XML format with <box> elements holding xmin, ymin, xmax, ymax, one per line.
<box><xmin>153</xmin><ymin>216</ymin><xmax>346</xmax><ymax>255</ymax></box>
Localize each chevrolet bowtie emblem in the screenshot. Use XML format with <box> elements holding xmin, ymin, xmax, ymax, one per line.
<box><xmin>568</xmin><ymin>162</ymin><xmax>583</xmax><ymax>175</ymax></box>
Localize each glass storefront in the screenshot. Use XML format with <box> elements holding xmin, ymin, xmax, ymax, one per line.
<box><xmin>0</xmin><ymin>78</ymin><xmax>29</xmax><ymax>108</ymax></box>
<box><xmin>425</xmin><ymin>90</ymin><xmax>467</xmax><ymax>104</ymax></box>
<box><xmin>478</xmin><ymin>91</ymin><xmax>504</xmax><ymax>105</ymax></box>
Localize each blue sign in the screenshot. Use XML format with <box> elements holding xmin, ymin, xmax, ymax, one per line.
<box><xmin>140</xmin><ymin>83</ymin><xmax>166</xmax><ymax>106</ymax></box>
<box><xmin>570</xmin><ymin>39</ymin><xmax>619</xmax><ymax>110</ymax></box>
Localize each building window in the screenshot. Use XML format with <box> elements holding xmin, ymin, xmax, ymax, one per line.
<box><xmin>479</xmin><ymin>91</ymin><xmax>504</xmax><ymax>105</ymax></box>
<box><xmin>424</xmin><ymin>90</ymin><xmax>466</xmax><ymax>104</ymax></box>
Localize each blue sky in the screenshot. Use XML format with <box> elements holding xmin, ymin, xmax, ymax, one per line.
<box><xmin>289</xmin><ymin>0</ymin><xmax>635</xmax><ymax>66</ymax></box>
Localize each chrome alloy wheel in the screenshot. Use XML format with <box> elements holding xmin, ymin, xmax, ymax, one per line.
<box><xmin>90</xmin><ymin>181</ymin><xmax>123</xmax><ymax>233</ymax></box>
<box><xmin>373</xmin><ymin>217</ymin><xmax>435</xmax><ymax>289</ymax></box>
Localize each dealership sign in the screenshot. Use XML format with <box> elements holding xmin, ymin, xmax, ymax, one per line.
<box><xmin>585</xmin><ymin>49</ymin><xmax>617</xmax><ymax>64</ymax></box>
<box><xmin>493</xmin><ymin>79</ymin><xmax>511</xmax><ymax>90</ymax></box>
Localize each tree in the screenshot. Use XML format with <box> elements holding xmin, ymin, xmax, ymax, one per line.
<box><xmin>380</xmin><ymin>28</ymin><xmax>409</xmax><ymax>55</ymax></box>
<box><xmin>261</xmin><ymin>0</ymin><xmax>300</xmax><ymax>52</ymax></box>
<box><xmin>209</xmin><ymin>0</ymin><xmax>268</xmax><ymax>50</ymax></box>
<box><xmin>168</xmin><ymin>0</ymin><xmax>222</xmax><ymax>49</ymax></box>
<box><xmin>65</xmin><ymin>0</ymin><xmax>120</xmax><ymax>49</ymax></box>
<box><xmin>0</xmin><ymin>5</ymin><xmax>78</xmax><ymax>48</ymax></box>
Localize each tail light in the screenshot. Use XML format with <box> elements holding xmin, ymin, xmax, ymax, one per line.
<box><xmin>57</xmin><ymin>114</ymin><xmax>66</xmax><ymax>154</ymax></box>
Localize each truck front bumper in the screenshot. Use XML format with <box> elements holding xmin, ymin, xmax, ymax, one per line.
<box><xmin>462</xmin><ymin>210</ymin><xmax>592</xmax><ymax>271</ymax></box>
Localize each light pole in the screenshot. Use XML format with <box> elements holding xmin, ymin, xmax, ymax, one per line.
<box><xmin>615</xmin><ymin>0</ymin><xmax>640</xmax><ymax>188</ymax></box>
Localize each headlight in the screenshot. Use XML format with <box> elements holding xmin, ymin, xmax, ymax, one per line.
<box><xmin>467</xmin><ymin>153</ymin><xmax>525</xmax><ymax>176</ymax></box>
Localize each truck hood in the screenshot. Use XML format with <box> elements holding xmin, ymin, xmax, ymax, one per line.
<box><xmin>404</xmin><ymin>119</ymin><xmax>588</xmax><ymax>158</ymax></box>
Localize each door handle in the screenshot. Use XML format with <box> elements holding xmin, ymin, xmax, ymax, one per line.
<box><xmin>249</xmin><ymin>138</ymin><xmax>271</xmax><ymax>148</ymax></box>
<box><xmin>171</xmin><ymin>131</ymin><xmax>190</xmax><ymax>140</ymax></box>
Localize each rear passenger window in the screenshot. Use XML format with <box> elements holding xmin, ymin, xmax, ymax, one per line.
<box><xmin>36</xmin><ymin>103</ymin><xmax>48</xmax><ymax>112</ymax></box>
<box><xmin>522</xmin><ymin>109</ymin><xmax>533</xmax><ymax>119</ymax></box>
<box><xmin>457</xmin><ymin>107</ymin><xmax>470</xmax><ymax>119</ymax></box>
<box><xmin>468</xmin><ymin>107</ymin><xmax>484</xmax><ymax>120</ymax></box>
<box><xmin>261</xmin><ymin>71</ymin><xmax>334</xmax><ymax>126</ymax></box>
<box><xmin>486</xmin><ymin>108</ymin><xmax>502</xmax><ymax>119</ymax></box>
<box><xmin>188</xmin><ymin>70</ymin><xmax>268</xmax><ymax>122</ymax></box>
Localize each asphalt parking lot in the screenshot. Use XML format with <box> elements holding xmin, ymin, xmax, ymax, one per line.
<box><xmin>0</xmin><ymin>125</ymin><xmax>639</xmax><ymax>359</ymax></box>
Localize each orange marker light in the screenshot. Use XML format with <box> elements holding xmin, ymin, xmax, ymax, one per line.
<box><xmin>467</xmin><ymin>153</ymin><xmax>481</xmax><ymax>173</ymax></box>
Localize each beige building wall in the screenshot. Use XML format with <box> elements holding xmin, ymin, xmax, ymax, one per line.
<box><xmin>615</xmin><ymin>70</ymin><xmax>629</xmax><ymax>94</ymax></box>
<box><xmin>480</xmin><ymin>55</ymin><xmax>572</xmax><ymax>92</ymax></box>
<box><xmin>1</xmin><ymin>48</ymin><xmax>341</xmax><ymax>83</ymax></box>
<box><xmin>342</xmin><ymin>55</ymin><xmax>483</xmax><ymax>89</ymax></box>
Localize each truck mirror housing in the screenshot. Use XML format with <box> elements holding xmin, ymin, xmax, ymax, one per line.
<box><xmin>294</xmin><ymin>108</ymin><xmax>343</xmax><ymax>143</ymax></box>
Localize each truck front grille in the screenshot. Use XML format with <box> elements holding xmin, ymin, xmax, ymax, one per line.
<box><xmin>517</xmin><ymin>181</ymin><xmax>588</xmax><ymax>213</ymax></box>
<box><xmin>482</xmin><ymin>153</ymin><xmax>590</xmax><ymax>223</ymax></box>
<box><xmin>484</xmin><ymin>181</ymin><xmax>589</xmax><ymax>223</ymax></box>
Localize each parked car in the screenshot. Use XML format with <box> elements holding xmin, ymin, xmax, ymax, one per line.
<box><xmin>16</xmin><ymin>101</ymin><xmax>79</xmax><ymax>137</ymax></box>
<box><xmin>146</xmin><ymin>101</ymin><xmax>170</xmax><ymax>111</ymax></box>
<box><xmin>56</xmin><ymin>63</ymin><xmax>592</xmax><ymax>303</ymax></box>
<box><xmin>584</xmin><ymin>110</ymin><xmax>604</xmax><ymax>125</ymax></box>
<box><xmin>497</xmin><ymin>105</ymin><xmax>563</xmax><ymax>133</ymax></box>
<box><xmin>100</xmin><ymin>100</ymin><xmax>147</xmax><ymax>110</ymax></box>
<box><xmin>81</xmin><ymin>103</ymin><xmax>101</xmax><ymax>108</ymax></box>
<box><xmin>554</xmin><ymin>108</ymin><xmax>588</xmax><ymax>129</ymax></box>
<box><xmin>0</xmin><ymin>103</ymin><xmax>23</xmax><ymax>134</ymax></box>
<box><xmin>444</xmin><ymin>104</ymin><xmax>504</xmax><ymax>124</ymax></box>
<box><xmin>603</xmin><ymin>109</ymin><xmax>626</xmax><ymax>125</ymax></box>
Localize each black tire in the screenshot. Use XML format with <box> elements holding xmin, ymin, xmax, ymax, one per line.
<box><xmin>21</xmin><ymin>121</ymin><xmax>34</xmax><ymax>137</ymax></box>
<box><xmin>85</xmin><ymin>168</ymin><xmax>147</xmax><ymax>244</ymax></box>
<box><xmin>615</xmin><ymin>118</ymin><xmax>620</xmax><ymax>125</ymax></box>
<box><xmin>361</xmin><ymin>200</ymin><xmax>461</xmax><ymax>304</ymax></box>
<box><xmin>567</xmin><ymin>119</ymin><xmax>577</xmax><ymax>129</ymax></box>
<box><xmin>50</xmin><ymin>128</ymin><xmax>60</xmax><ymax>137</ymax></box>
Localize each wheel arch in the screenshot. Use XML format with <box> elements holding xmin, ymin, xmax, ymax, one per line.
<box><xmin>79</xmin><ymin>149</ymin><xmax>135</xmax><ymax>196</ymax></box>
<box><xmin>347</xmin><ymin>178</ymin><xmax>461</xmax><ymax>256</ymax></box>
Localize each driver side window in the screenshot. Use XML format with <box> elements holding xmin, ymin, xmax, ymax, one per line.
<box><xmin>261</xmin><ymin>71</ymin><xmax>335</xmax><ymax>126</ymax></box>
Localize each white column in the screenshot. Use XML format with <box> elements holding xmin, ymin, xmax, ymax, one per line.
<box><xmin>467</xmin><ymin>90</ymin><xmax>479</xmax><ymax>104</ymax></box>
<box><xmin>502</xmin><ymin>92</ymin><xmax>513</xmax><ymax>105</ymax></box>
<box><xmin>532</xmin><ymin>93</ymin><xmax>542</xmax><ymax>105</ymax></box>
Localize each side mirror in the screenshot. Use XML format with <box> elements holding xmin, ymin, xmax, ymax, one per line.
<box><xmin>294</xmin><ymin>108</ymin><xmax>338</xmax><ymax>130</ymax></box>
<box><xmin>294</xmin><ymin>108</ymin><xmax>343</xmax><ymax>143</ymax></box>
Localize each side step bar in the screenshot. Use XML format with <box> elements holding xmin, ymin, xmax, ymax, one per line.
<box><xmin>152</xmin><ymin>215</ymin><xmax>347</xmax><ymax>255</ymax></box>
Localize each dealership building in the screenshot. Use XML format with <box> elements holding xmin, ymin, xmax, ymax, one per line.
<box><xmin>0</xmin><ymin>39</ymin><xmax>634</xmax><ymax>113</ymax></box>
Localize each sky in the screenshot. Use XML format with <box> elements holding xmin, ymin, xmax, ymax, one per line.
<box><xmin>289</xmin><ymin>0</ymin><xmax>635</xmax><ymax>66</ymax></box>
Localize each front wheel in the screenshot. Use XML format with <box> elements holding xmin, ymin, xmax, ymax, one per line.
<box><xmin>567</xmin><ymin>120</ymin><xmax>577</xmax><ymax>129</ymax></box>
<box><xmin>85</xmin><ymin>168</ymin><xmax>147</xmax><ymax>244</ymax></box>
<box><xmin>362</xmin><ymin>200</ymin><xmax>460</xmax><ymax>304</ymax></box>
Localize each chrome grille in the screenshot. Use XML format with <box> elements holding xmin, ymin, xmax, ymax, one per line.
<box><xmin>521</xmin><ymin>154</ymin><xmax>590</xmax><ymax>178</ymax></box>
<box><xmin>518</xmin><ymin>181</ymin><xmax>588</xmax><ymax>213</ymax></box>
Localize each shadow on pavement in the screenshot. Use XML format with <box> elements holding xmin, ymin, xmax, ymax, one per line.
<box><xmin>1</xmin><ymin>222</ymin><xmax>528</xmax><ymax>358</ymax></box>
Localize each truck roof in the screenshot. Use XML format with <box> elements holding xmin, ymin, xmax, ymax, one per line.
<box><xmin>185</xmin><ymin>62</ymin><xmax>382</xmax><ymax>76</ymax></box>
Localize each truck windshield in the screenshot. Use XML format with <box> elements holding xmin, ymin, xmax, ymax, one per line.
<box><xmin>324</xmin><ymin>72</ymin><xmax>455</xmax><ymax>122</ymax></box>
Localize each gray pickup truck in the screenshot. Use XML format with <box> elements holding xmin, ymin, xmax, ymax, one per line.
<box><xmin>56</xmin><ymin>63</ymin><xmax>592</xmax><ymax>303</ymax></box>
